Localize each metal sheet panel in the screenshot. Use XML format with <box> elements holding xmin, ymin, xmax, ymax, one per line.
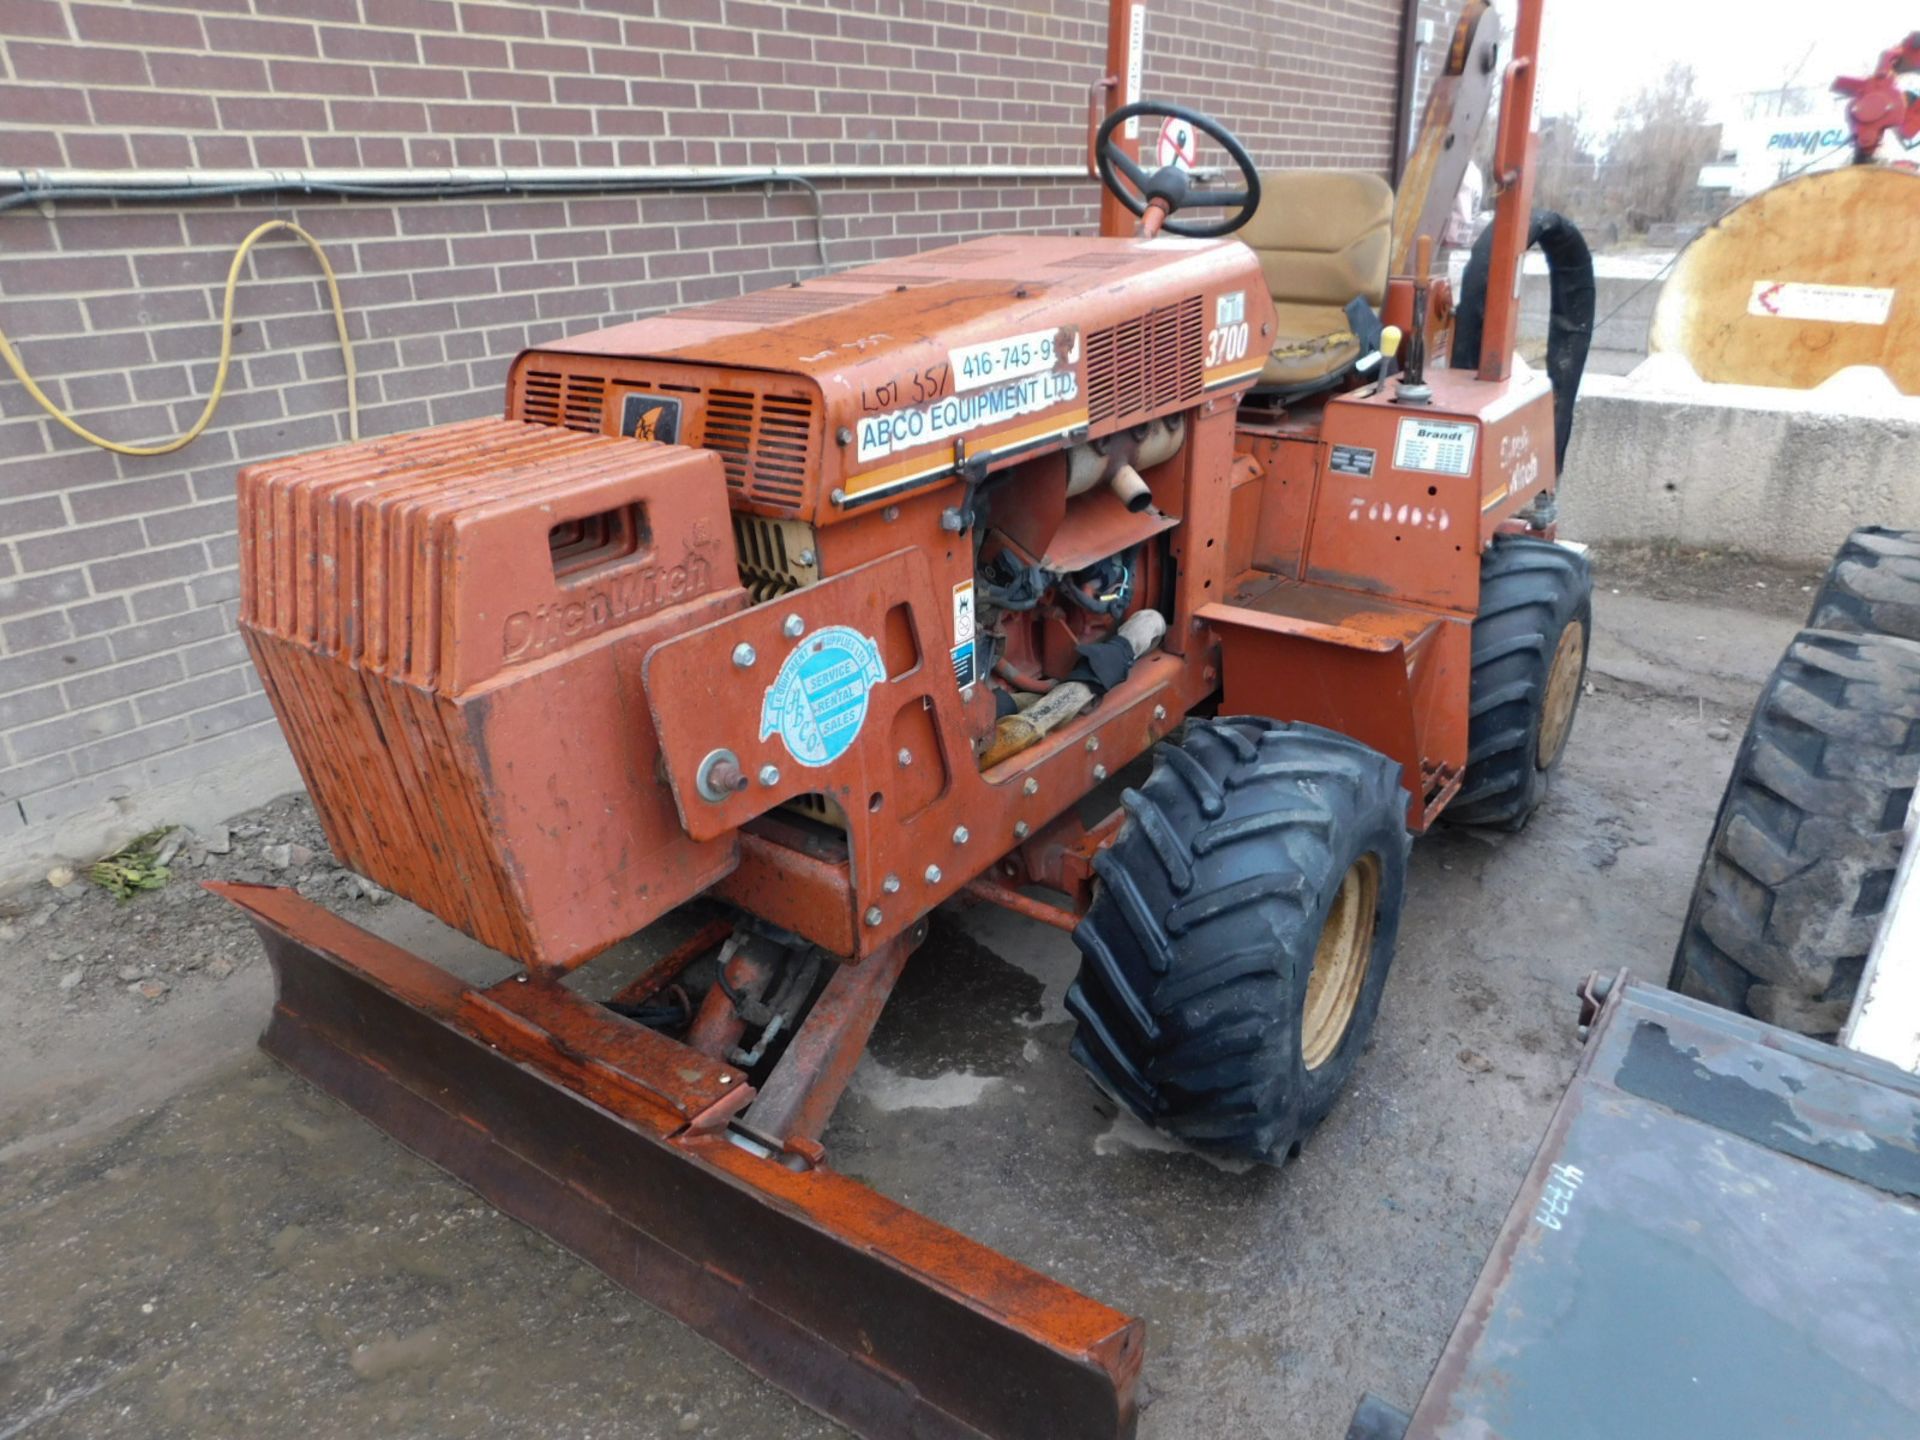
<box><xmin>1406</xmin><ymin>976</ymin><xmax>1920</xmax><ymax>1440</ymax></box>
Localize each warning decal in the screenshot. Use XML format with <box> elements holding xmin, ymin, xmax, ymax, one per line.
<box><xmin>857</xmin><ymin>370</ymin><xmax>1080</xmax><ymax>463</ymax></box>
<box><xmin>951</xmin><ymin>578</ymin><xmax>977</xmax><ymax>690</ymax></box>
<box><xmin>1393</xmin><ymin>417</ymin><xmax>1477</xmax><ymax>477</ymax></box>
<box><xmin>1156</xmin><ymin>114</ymin><xmax>1197</xmax><ymax>171</ymax></box>
<box><xmin>1748</xmin><ymin>281</ymin><xmax>1895</xmax><ymax>326</ymax></box>
<box><xmin>1123</xmin><ymin>7</ymin><xmax>1146</xmax><ymax>137</ymax></box>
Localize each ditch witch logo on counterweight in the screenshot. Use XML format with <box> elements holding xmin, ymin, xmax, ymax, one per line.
<box><xmin>500</xmin><ymin>532</ymin><xmax>717</xmax><ymax>664</ymax></box>
<box><xmin>621</xmin><ymin>391</ymin><xmax>684</xmax><ymax>442</ymax></box>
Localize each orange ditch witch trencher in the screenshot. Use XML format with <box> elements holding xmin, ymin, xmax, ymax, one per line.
<box><xmin>214</xmin><ymin>0</ymin><xmax>1595</xmax><ymax>1433</ymax></box>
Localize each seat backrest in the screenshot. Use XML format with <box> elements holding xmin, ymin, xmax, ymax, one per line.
<box><xmin>1239</xmin><ymin>171</ymin><xmax>1393</xmax><ymax>311</ymax></box>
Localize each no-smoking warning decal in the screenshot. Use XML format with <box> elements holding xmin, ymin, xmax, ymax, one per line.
<box><xmin>1156</xmin><ymin>115</ymin><xmax>1196</xmax><ymax>171</ymax></box>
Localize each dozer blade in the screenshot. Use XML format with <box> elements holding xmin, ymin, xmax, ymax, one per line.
<box><xmin>210</xmin><ymin>882</ymin><xmax>1142</xmax><ymax>1440</ymax></box>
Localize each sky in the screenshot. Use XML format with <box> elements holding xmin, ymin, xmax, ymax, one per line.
<box><xmin>1524</xmin><ymin>0</ymin><xmax>1913</xmax><ymax>135</ymax></box>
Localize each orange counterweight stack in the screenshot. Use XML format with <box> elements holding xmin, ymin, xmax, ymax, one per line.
<box><xmin>236</xmin><ymin>417</ymin><xmax>746</xmax><ymax>974</ymax></box>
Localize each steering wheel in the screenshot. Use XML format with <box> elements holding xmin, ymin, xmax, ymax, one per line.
<box><xmin>1095</xmin><ymin>101</ymin><xmax>1261</xmax><ymax>238</ymax></box>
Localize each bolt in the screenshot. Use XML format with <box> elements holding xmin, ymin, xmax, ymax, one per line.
<box><xmin>830</xmin><ymin>487</ymin><xmax>848</xmax><ymax>506</ymax></box>
<box><xmin>924</xmin><ymin>864</ymin><xmax>942</xmax><ymax>884</ymax></box>
<box><xmin>1085</xmin><ymin>736</ymin><xmax>1100</xmax><ymax>753</ymax></box>
<box><xmin>719</xmin><ymin>1074</ymin><xmax>734</xmax><ymax>1084</ymax></box>
<box><xmin>1203</xmin><ymin>666</ymin><xmax>1217</xmax><ymax>683</ymax></box>
<box><xmin>897</xmin><ymin>747</ymin><xmax>913</xmax><ymax>768</ymax></box>
<box><xmin>796</xmin><ymin>547</ymin><xmax>817</xmax><ymax>567</ymax></box>
<box><xmin>757</xmin><ymin>764</ymin><xmax>781</xmax><ymax>787</ymax></box>
<box><xmin>884</xmin><ymin>504</ymin><xmax>900</xmax><ymax>522</ymax></box>
<box><xmin>698</xmin><ymin>753</ymin><xmax>749</xmax><ymax>801</ymax></box>
<box><xmin>782</xmin><ymin>613</ymin><xmax>805</xmax><ymax>638</ymax></box>
<box><xmin>1153</xmin><ymin>705</ymin><xmax>1167</xmax><ymax>722</ymax></box>
<box><xmin>951</xmin><ymin>825</ymin><xmax>969</xmax><ymax>845</ymax></box>
<box><xmin>1022</xmin><ymin>777</ymin><xmax>1038</xmax><ymax>796</ymax></box>
<box><xmin>1013</xmin><ymin>820</ymin><xmax>1030</xmax><ymax>840</ymax></box>
<box><xmin>1093</xmin><ymin>763</ymin><xmax>1108</xmax><ymax>781</ymax></box>
<box><xmin>732</xmin><ymin>642</ymin><xmax>757</xmax><ymax>668</ymax></box>
<box><xmin>836</xmin><ymin>425</ymin><xmax>853</xmax><ymax>445</ymax></box>
<box><xmin>882</xmin><ymin>873</ymin><xmax>901</xmax><ymax>894</ymax></box>
<box><xmin>940</xmin><ymin>506</ymin><xmax>966</xmax><ymax>533</ymax></box>
<box><xmin>864</xmin><ymin>905</ymin><xmax>884</xmax><ymax>927</ymax></box>
<box><xmin>1190</xmin><ymin>617</ymin><xmax>1204</xmax><ymax>632</ymax></box>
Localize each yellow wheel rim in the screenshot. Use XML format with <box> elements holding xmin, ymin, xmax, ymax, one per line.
<box><xmin>1537</xmin><ymin>620</ymin><xmax>1586</xmax><ymax>769</ymax></box>
<box><xmin>1301</xmin><ymin>854</ymin><xmax>1380</xmax><ymax>1071</ymax></box>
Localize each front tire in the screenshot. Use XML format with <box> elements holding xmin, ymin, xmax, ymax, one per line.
<box><xmin>1065</xmin><ymin>718</ymin><xmax>1410</xmax><ymax>1164</ymax></box>
<box><xmin>1446</xmin><ymin>536</ymin><xmax>1593</xmax><ymax>829</ymax></box>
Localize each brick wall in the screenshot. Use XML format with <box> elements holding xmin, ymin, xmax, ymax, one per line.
<box><xmin>0</xmin><ymin>0</ymin><xmax>1454</xmax><ymax>871</ymax></box>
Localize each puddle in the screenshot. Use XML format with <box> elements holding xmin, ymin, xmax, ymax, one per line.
<box><xmin>850</xmin><ymin>1056</ymin><xmax>1001</xmax><ymax>1112</ymax></box>
<box><xmin>1093</xmin><ymin>1107</ymin><xmax>1256</xmax><ymax>1175</ymax></box>
<box><xmin>864</xmin><ymin>913</ymin><xmax>1050</xmax><ymax>1076</ymax></box>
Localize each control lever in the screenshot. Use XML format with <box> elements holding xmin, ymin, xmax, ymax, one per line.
<box><xmin>1395</xmin><ymin>235</ymin><xmax>1434</xmax><ymax>406</ymax></box>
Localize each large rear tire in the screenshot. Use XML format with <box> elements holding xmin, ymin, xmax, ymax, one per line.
<box><xmin>1065</xmin><ymin>718</ymin><xmax>1410</xmax><ymax>1164</ymax></box>
<box><xmin>1445</xmin><ymin>537</ymin><xmax>1593</xmax><ymax>830</ymax></box>
<box><xmin>1669</xmin><ymin>630</ymin><xmax>1920</xmax><ymax>1036</ymax></box>
<box><xmin>1806</xmin><ymin>526</ymin><xmax>1920</xmax><ymax>643</ymax></box>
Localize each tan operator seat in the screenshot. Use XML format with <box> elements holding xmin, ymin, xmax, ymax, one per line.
<box><xmin>1239</xmin><ymin>171</ymin><xmax>1394</xmax><ymax>389</ymax></box>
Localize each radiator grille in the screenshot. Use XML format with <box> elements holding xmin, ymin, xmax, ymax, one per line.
<box><xmin>731</xmin><ymin>513</ymin><xmax>819</xmax><ymax>602</ymax></box>
<box><xmin>1084</xmin><ymin>295</ymin><xmax>1206</xmax><ymax>425</ymax></box>
<box><xmin>519</xmin><ymin>370</ymin><xmax>607</xmax><ymax>433</ymax></box>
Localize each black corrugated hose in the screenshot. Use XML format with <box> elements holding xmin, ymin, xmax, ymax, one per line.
<box><xmin>1450</xmin><ymin>210</ymin><xmax>1595</xmax><ymax>472</ymax></box>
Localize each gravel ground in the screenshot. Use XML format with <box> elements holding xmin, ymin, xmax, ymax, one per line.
<box><xmin>0</xmin><ymin>551</ymin><xmax>1804</xmax><ymax>1440</ymax></box>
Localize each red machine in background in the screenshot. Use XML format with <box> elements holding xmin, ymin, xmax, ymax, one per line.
<box><xmin>1835</xmin><ymin>31</ymin><xmax>1920</xmax><ymax>163</ymax></box>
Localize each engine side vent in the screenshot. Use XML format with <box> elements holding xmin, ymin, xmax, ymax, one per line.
<box><xmin>1084</xmin><ymin>295</ymin><xmax>1206</xmax><ymax>426</ymax></box>
<box><xmin>519</xmin><ymin>371</ymin><xmax>608</xmax><ymax>433</ymax></box>
<box><xmin>700</xmin><ymin>388</ymin><xmax>818</xmax><ymax>508</ymax></box>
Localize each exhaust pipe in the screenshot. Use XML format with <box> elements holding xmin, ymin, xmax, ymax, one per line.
<box><xmin>1108</xmin><ymin>463</ymin><xmax>1151</xmax><ymax>513</ymax></box>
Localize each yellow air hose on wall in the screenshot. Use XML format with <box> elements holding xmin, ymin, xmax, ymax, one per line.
<box><xmin>0</xmin><ymin>218</ymin><xmax>358</xmax><ymax>456</ymax></box>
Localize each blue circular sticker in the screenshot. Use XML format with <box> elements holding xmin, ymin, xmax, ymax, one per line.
<box><xmin>759</xmin><ymin>625</ymin><xmax>887</xmax><ymax>768</ymax></box>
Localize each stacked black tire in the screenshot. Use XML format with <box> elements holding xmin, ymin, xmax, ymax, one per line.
<box><xmin>1671</xmin><ymin>528</ymin><xmax>1920</xmax><ymax>1036</ymax></box>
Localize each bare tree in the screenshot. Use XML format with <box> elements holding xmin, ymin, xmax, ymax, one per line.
<box><xmin>1602</xmin><ymin>64</ymin><xmax>1720</xmax><ymax>230</ymax></box>
<box><xmin>1534</xmin><ymin>106</ymin><xmax>1598</xmax><ymax>217</ymax></box>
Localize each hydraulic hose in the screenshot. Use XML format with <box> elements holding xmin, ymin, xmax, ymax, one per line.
<box><xmin>0</xmin><ymin>218</ymin><xmax>358</xmax><ymax>456</ymax></box>
<box><xmin>1450</xmin><ymin>210</ymin><xmax>1595</xmax><ymax>471</ymax></box>
<box><xmin>0</xmin><ymin>169</ymin><xmax>841</xmax><ymax>458</ymax></box>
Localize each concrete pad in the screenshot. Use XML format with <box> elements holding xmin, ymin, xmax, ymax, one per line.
<box><xmin>1589</xmin><ymin>589</ymin><xmax>1801</xmax><ymax>711</ymax></box>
